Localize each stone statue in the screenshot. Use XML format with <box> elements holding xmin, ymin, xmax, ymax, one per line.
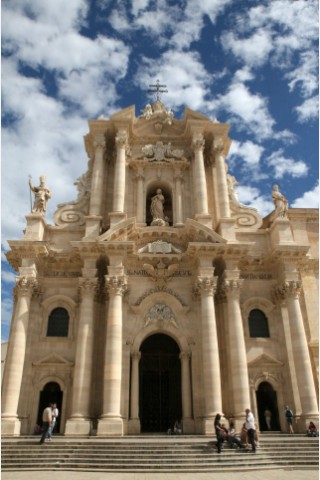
<box><xmin>141</xmin><ymin>104</ymin><xmax>153</xmax><ymax>120</ymax></box>
<box><xmin>150</xmin><ymin>188</ymin><xmax>167</xmax><ymax>226</ymax></box>
<box><xmin>29</xmin><ymin>176</ymin><xmax>51</xmax><ymax>214</ymax></box>
<box><xmin>272</xmin><ymin>184</ymin><xmax>288</xmax><ymax>218</ymax></box>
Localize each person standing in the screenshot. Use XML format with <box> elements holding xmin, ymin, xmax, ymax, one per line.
<box><xmin>48</xmin><ymin>403</ymin><xmax>59</xmax><ymax>440</ymax></box>
<box><xmin>214</xmin><ymin>413</ymin><xmax>226</xmax><ymax>453</ymax></box>
<box><xmin>285</xmin><ymin>406</ymin><xmax>294</xmax><ymax>433</ymax></box>
<box><xmin>245</xmin><ymin>408</ymin><xmax>256</xmax><ymax>452</ymax></box>
<box><xmin>264</xmin><ymin>408</ymin><xmax>272</xmax><ymax>430</ymax></box>
<box><xmin>39</xmin><ymin>403</ymin><xmax>52</xmax><ymax>444</ymax></box>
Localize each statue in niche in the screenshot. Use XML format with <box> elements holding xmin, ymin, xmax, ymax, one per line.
<box><xmin>272</xmin><ymin>184</ymin><xmax>288</xmax><ymax>219</ymax></box>
<box><xmin>29</xmin><ymin>176</ymin><xmax>51</xmax><ymax>214</ymax></box>
<box><xmin>150</xmin><ymin>188</ymin><xmax>169</xmax><ymax>226</ymax></box>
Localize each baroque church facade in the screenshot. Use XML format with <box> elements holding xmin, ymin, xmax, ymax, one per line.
<box><xmin>2</xmin><ymin>98</ymin><xmax>319</xmax><ymax>436</ymax></box>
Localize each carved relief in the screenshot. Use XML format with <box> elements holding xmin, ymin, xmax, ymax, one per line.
<box><xmin>105</xmin><ymin>275</ymin><xmax>128</xmax><ymax>296</ymax></box>
<box><xmin>140</xmin><ymin>141</ymin><xmax>184</xmax><ymax>162</ymax></box>
<box><xmin>144</xmin><ymin>303</ymin><xmax>178</xmax><ymax>329</ymax></box>
<box><xmin>143</xmin><ymin>261</ymin><xmax>179</xmax><ymax>286</ymax></box>
<box><xmin>227</xmin><ymin>174</ymin><xmax>263</xmax><ymax>229</ymax></box>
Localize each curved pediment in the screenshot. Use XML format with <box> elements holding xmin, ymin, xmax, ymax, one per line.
<box><xmin>96</xmin><ymin>218</ymin><xmax>227</xmax><ymax>252</ymax></box>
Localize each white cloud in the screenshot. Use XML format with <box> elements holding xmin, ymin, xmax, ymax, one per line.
<box><xmin>134</xmin><ymin>50</ymin><xmax>211</xmax><ymax>110</ymax></box>
<box><xmin>229</xmin><ymin>140</ymin><xmax>264</xmax><ymax>167</ymax></box>
<box><xmin>222</xmin><ymin>29</ymin><xmax>273</xmax><ymax>67</ymax></box>
<box><xmin>267</xmin><ymin>150</ymin><xmax>308</xmax><ymax>179</ymax></box>
<box><xmin>291</xmin><ymin>182</ymin><xmax>319</xmax><ymax>208</ymax></box>
<box><xmin>1</xmin><ymin>270</ymin><xmax>16</xmax><ymax>284</ymax></box>
<box><xmin>295</xmin><ymin>95</ymin><xmax>319</xmax><ymax>123</ymax></box>
<box><xmin>286</xmin><ymin>51</ymin><xmax>318</xmax><ymax>98</ymax></box>
<box><xmin>211</xmin><ymin>81</ymin><xmax>275</xmax><ymax>139</ymax></box>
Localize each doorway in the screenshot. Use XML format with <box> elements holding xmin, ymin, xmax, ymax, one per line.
<box><xmin>37</xmin><ymin>382</ymin><xmax>63</xmax><ymax>433</ymax></box>
<box><xmin>256</xmin><ymin>381</ymin><xmax>280</xmax><ymax>431</ymax></box>
<box><xmin>139</xmin><ymin>333</ymin><xmax>182</xmax><ymax>433</ymax></box>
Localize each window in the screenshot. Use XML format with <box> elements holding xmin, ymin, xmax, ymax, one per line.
<box><xmin>248</xmin><ymin>309</ymin><xmax>270</xmax><ymax>338</ymax></box>
<box><xmin>47</xmin><ymin>308</ymin><xmax>69</xmax><ymax>337</ymax></box>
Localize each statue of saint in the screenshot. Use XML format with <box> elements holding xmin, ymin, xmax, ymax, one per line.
<box><xmin>29</xmin><ymin>176</ymin><xmax>51</xmax><ymax>214</ymax></box>
<box><xmin>272</xmin><ymin>184</ymin><xmax>288</xmax><ymax>218</ymax></box>
<box><xmin>150</xmin><ymin>188</ymin><xmax>166</xmax><ymax>226</ymax></box>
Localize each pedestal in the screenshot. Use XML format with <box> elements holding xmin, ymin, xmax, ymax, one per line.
<box><xmin>97</xmin><ymin>417</ymin><xmax>124</xmax><ymax>436</ymax></box>
<box><xmin>1</xmin><ymin>418</ymin><xmax>21</xmax><ymax>436</ymax></box>
<box><xmin>127</xmin><ymin>419</ymin><xmax>141</xmax><ymax>434</ymax></box>
<box><xmin>83</xmin><ymin>215</ymin><xmax>102</xmax><ymax>238</ymax></box>
<box><xmin>270</xmin><ymin>217</ymin><xmax>293</xmax><ymax>245</ymax></box>
<box><xmin>64</xmin><ymin>418</ymin><xmax>92</xmax><ymax>436</ymax></box>
<box><xmin>109</xmin><ymin>212</ymin><xmax>127</xmax><ymax>227</ymax></box>
<box><xmin>217</xmin><ymin>218</ymin><xmax>236</xmax><ymax>241</ymax></box>
<box><xmin>24</xmin><ymin>214</ymin><xmax>46</xmax><ymax>241</ymax></box>
<box><xmin>195</xmin><ymin>214</ymin><xmax>212</xmax><ymax>229</ymax></box>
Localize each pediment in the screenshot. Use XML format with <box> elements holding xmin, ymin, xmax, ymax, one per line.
<box><xmin>33</xmin><ymin>353</ymin><xmax>73</xmax><ymax>367</ymax></box>
<box><xmin>97</xmin><ymin>218</ymin><xmax>227</xmax><ymax>248</ymax></box>
<box><xmin>248</xmin><ymin>353</ymin><xmax>283</xmax><ymax>368</ymax></box>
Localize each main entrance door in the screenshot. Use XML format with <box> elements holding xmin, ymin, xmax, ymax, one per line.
<box><xmin>139</xmin><ymin>333</ymin><xmax>182</xmax><ymax>433</ymax></box>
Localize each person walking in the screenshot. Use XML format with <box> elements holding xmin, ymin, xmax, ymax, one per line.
<box><xmin>47</xmin><ymin>402</ymin><xmax>59</xmax><ymax>440</ymax></box>
<box><xmin>245</xmin><ymin>408</ymin><xmax>256</xmax><ymax>452</ymax></box>
<box><xmin>285</xmin><ymin>406</ymin><xmax>294</xmax><ymax>433</ymax></box>
<box><xmin>39</xmin><ymin>403</ymin><xmax>52</xmax><ymax>444</ymax></box>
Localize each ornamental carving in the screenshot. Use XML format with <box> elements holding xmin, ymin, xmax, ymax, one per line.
<box><xmin>196</xmin><ymin>276</ymin><xmax>217</xmax><ymax>296</ymax></box>
<box><xmin>14</xmin><ymin>276</ymin><xmax>38</xmax><ymax>296</ymax></box>
<box><xmin>105</xmin><ymin>275</ymin><xmax>128</xmax><ymax>296</ymax></box>
<box><xmin>78</xmin><ymin>278</ymin><xmax>98</xmax><ymax>297</ymax></box>
<box><xmin>221</xmin><ymin>278</ymin><xmax>244</xmax><ymax>295</ymax></box>
<box><xmin>273</xmin><ymin>281</ymin><xmax>301</xmax><ymax>300</ymax></box>
<box><xmin>135</xmin><ymin>286</ymin><xmax>186</xmax><ymax>306</ymax></box>
<box><xmin>143</xmin><ymin>261</ymin><xmax>179</xmax><ymax>286</ymax></box>
<box><xmin>145</xmin><ymin>303</ymin><xmax>178</xmax><ymax>329</ymax></box>
<box><xmin>115</xmin><ymin>129</ymin><xmax>128</xmax><ymax>148</ymax></box>
<box><xmin>140</xmin><ymin>141</ymin><xmax>184</xmax><ymax>162</ymax></box>
<box><xmin>54</xmin><ymin>169</ymin><xmax>91</xmax><ymax>227</ymax></box>
<box><xmin>192</xmin><ymin>132</ymin><xmax>205</xmax><ymax>151</ymax></box>
<box><xmin>227</xmin><ymin>174</ymin><xmax>263</xmax><ymax>229</ymax></box>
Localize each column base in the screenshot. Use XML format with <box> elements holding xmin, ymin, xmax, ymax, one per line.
<box><xmin>201</xmin><ymin>417</ymin><xmax>215</xmax><ymax>435</ymax></box>
<box><xmin>2</xmin><ymin>417</ymin><xmax>21</xmax><ymax>436</ymax></box>
<box><xmin>182</xmin><ymin>418</ymin><xmax>195</xmax><ymax>434</ymax></box>
<box><xmin>195</xmin><ymin>214</ymin><xmax>212</xmax><ymax>229</ymax></box>
<box><xmin>83</xmin><ymin>215</ymin><xmax>102</xmax><ymax>238</ymax></box>
<box><xmin>294</xmin><ymin>414</ymin><xmax>319</xmax><ymax>433</ymax></box>
<box><xmin>109</xmin><ymin>212</ymin><xmax>127</xmax><ymax>227</ymax></box>
<box><xmin>64</xmin><ymin>418</ymin><xmax>92</xmax><ymax>436</ymax></box>
<box><xmin>127</xmin><ymin>418</ymin><xmax>141</xmax><ymax>434</ymax></box>
<box><xmin>97</xmin><ymin>417</ymin><xmax>124</xmax><ymax>436</ymax></box>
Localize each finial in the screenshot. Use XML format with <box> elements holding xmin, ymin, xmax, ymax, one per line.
<box><xmin>148</xmin><ymin>79</ymin><xmax>168</xmax><ymax>102</ymax></box>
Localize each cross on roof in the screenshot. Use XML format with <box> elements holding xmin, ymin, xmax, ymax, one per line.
<box><xmin>148</xmin><ymin>79</ymin><xmax>168</xmax><ymax>101</ymax></box>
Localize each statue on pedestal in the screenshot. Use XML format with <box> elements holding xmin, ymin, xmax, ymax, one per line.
<box><xmin>272</xmin><ymin>184</ymin><xmax>288</xmax><ymax>219</ymax></box>
<box><xmin>29</xmin><ymin>176</ymin><xmax>51</xmax><ymax>214</ymax></box>
<box><xmin>150</xmin><ymin>189</ymin><xmax>168</xmax><ymax>226</ymax></box>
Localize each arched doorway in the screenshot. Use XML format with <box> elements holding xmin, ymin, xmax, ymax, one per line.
<box><xmin>256</xmin><ymin>381</ymin><xmax>280</xmax><ymax>431</ymax></box>
<box><xmin>139</xmin><ymin>333</ymin><xmax>182</xmax><ymax>432</ymax></box>
<box><xmin>37</xmin><ymin>382</ymin><xmax>63</xmax><ymax>433</ymax></box>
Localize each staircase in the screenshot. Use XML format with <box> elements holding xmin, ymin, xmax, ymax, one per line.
<box><xmin>2</xmin><ymin>434</ymin><xmax>319</xmax><ymax>472</ymax></box>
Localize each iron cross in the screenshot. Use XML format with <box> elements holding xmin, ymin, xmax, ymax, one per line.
<box><xmin>148</xmin><ymin>79</ymin><xmax>168</xmax><ymax>101</ymax></box>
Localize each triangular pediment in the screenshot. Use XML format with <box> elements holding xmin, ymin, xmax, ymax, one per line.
<box><xmin>248</xmin><ymin>353</ymin><xmax>283</xmax><ymax>368</ymax></box>
<box><xmin>109</xmin><ymin>105</ymin><xmax>136</xmax><ymax>122</ymax></box>
<box><xmin>33</xmin><ymin>353</ymin><xmax>73</xmax><ymax>367</ymax></box>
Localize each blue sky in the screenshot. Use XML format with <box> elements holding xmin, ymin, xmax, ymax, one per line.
<box><xmin>1</xmin><ymin>0</ymin><xmax>319</xmax><ymax>341</ymax></box>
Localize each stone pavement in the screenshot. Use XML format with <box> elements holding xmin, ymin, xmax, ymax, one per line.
<box><xmin>2</xmin><ymin>470</ymin><xmax>318</xmax><ymax>480</ymax></box>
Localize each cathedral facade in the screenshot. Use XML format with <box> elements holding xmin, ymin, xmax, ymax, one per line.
<box><xmin>2</xmin><ymin>100</ymin><xmax>318</xmax><ymax>436</ymax></box>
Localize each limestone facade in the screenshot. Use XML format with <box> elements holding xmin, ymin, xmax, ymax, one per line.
<box><xmin>2</xmin><ymin>101</ymin><xmax>318</xmax><ymax>436</ymax></box>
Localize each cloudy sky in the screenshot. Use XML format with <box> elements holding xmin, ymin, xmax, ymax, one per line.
<box><xmin>1</xmin><ymin>0</ymin><xmax>319</xmax><ymax>340</ymax></box>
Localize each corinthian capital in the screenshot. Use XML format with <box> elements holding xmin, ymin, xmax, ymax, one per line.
<box><xmin>14</xmin><ymin>276</ymin><xmax>38</xmax><ymax>297</ymax></box>
<box><xmin>273</xmin><ymin>280</ymin><xmax>301</xmax><ymax>300</ymax></box>
<box><xmin>115</xmin><ymin>129</ymin><xmax>128</xmax><ymax>148</ymax></box>
<box><xmin>212</xmin><ymin>137</ymin><xmax>224</xmax><ymax>156</ymax></box>
<box><xmin>93</xmin><ymin>135</ymin><xmax>106</xmax><ymax>150</ymax></box>
<box><xmin>79</xmin><ymin>277</ymin><xmax>97</xmax><ymax>298</ymax></box>
<box><xmin>105</xmin><ymin>275</ymin><xmax>128</xmax><ymax>296</ymax></box>
<box><xmin>221</xmin><ymin>278</ymin><xmax>243</xmax><ymax>296</ymax></box>
<box><xmin>192</xmin><ymin>132</ymin><xmax>205</xmax><ymax>152</ymax></box>
<box><xmin>196</xmin><ymin>276</ymin><xmax>217</xmax><ymax>296</ymax></box>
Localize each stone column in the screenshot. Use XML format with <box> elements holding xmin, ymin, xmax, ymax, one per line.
<box><xmin>213</xmin><ymin>138</ymin><xmax>230</xmax><ymax>218</ymax></box>
<box><xmin>135</xmin><ymin>167</ymin><xmax>145</xmax><ymax>225</ymax></box>
<box><xmin>97</xmin><ymin>275</ymin><xmax>128</xmax><ymax>436</ymax></box>
<box><xmin>85</xmin><ymin>135</ymin><xmax>105</xmax><ymax>237</ymax></box>
<box><xmin>221</xmin><ymin>274</ymin><xmax>250</xmax><ymax>420</ymax></box>
<box><xmin>197</xmin><ymin>276</ymin><xmax>222</xmax><ymax>432</ymax></box>
<box><xmin>180</xmin><ymin>351</ymin><xmax>193</xmax><ymax>430</ymax></box>
<box><xmin>2</xmin><ymin>277</ymin><xmax>37</xmax><ymax>435</ymax></box>
<box><xmin>113</xmin><ymin>129</ymin><xmax>127</xmax><ymax>212</ymax></box>
<box><xmin>174</xmin><ymin>168</ymin><xmax>184</xmax><ymax>226</ymax></box>
<box><xmin>65</xmin><ymin>277</ymin><xmax>97</xmax><ymax>435</ymax></box>
<box><xmin>192</xmin><ymin>132</ymin><xmax>208</xmax><ymax>216</ymax></box>
<box><xmin>128</xmin><ymin>351</ymin><xmax>141</xmax><ymax>433</ymax></box>
<box><xmin>276</xmin><ymin>281</ymin><xmax>318</xmax><ymax>420</ymax></box>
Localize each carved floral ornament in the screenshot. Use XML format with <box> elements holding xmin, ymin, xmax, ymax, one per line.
<box><xmin>272</xmin><ymin>280</ymin><xmax>302</xmax><ymax>301</ymax></box>
<box><xmin>105</xmin><ymin>275</ymin><xmax>128</xmax><ymax>296</ymax></box>
<box><xmin>195</xmin><ymin>276</ymin><xmax>218</xmax><ymax>296</ymax></box>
